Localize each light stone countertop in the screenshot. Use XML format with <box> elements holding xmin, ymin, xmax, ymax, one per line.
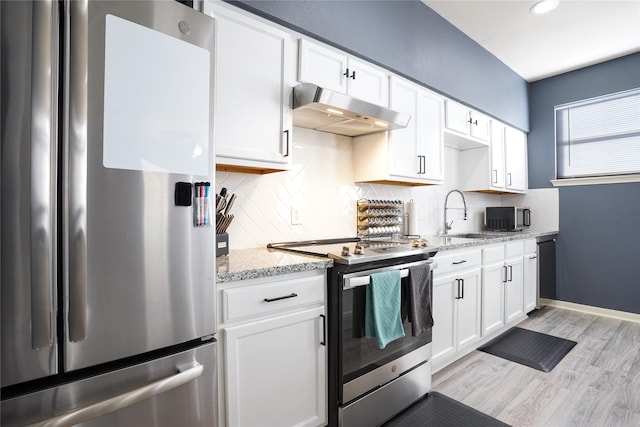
<box><xmin>216</xmin><ymin>230</ymin><xmax>558</xmax><ymax>283</ymax></box>
<box><xmin>216</xmin><ymin>247</ymin><xmax>333</xmax><ymax>284</ymax></box>
<box><xmin>425</xmin><ymin>230</ymin><xmax>558</xmax><ymax>253</ymax></box>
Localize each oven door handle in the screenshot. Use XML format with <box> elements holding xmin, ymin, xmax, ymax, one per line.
<box><xmin>342</xmin><ymin>260</ymin><xmax>436</xmax><ymax>290</ymax></box>
<box><xmin>344</xmin><ymin>268</ymin><xmax>409</xmax><ymax>289</ymax></box>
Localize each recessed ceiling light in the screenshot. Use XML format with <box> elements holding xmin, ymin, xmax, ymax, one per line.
<box><xmin>530</xmin><ymin>0</ymin><xmax>559</xmax><ymax>15</ymax></box>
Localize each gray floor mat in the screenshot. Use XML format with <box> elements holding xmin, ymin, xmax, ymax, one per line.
<box><xmin>383</xmin><ymin>392</ymin><xmax>509</xmax><ymax>427</ymax></box>
<box><xmin>479</xmin><ymin>327</ymin><xmax>577</xmax><ymax>372</ymax></box>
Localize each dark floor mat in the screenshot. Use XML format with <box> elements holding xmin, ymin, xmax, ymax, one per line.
<box><xmin>383</xmin><ymin>392</ymin><xmax>509</xmax><ymax>427</ymax></box>
<box><xmin>479</xmin><ymin>327</ymin><xmax>577</xmax><ymax>372</ymax></box>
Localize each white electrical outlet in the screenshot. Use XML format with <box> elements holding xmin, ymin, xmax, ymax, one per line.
<box><xmin>291</xmin><ymin>206</ymin><xmax>302</xmax><ymax>225</ymax></box>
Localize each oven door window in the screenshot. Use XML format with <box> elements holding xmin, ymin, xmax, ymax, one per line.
<box><xmin>342</xmin><ymin>277</ymin><xmax>432</xmax><ymax>383</ymax></box>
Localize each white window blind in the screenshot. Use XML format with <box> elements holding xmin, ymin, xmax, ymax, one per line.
<box><xmin>555</xmin><ymin>88</ymin><xmax>640</xmax><ymax>179</ymax></box>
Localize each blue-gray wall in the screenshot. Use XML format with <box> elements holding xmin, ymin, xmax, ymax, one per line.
<box><xmin>528</xmin><ymin>52</ymin><xmax>640</xmax><ymax>315</ymax></box>
<box><xmin>229</xmin><ymin>0</ymin><xmax>529</xmax><ymax>132</ymax></box>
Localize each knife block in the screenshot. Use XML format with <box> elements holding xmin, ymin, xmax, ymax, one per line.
<box><xmin>216</xmin><ymin>233</ymin><xmax>229</xmax><ymax>257</ymax></box>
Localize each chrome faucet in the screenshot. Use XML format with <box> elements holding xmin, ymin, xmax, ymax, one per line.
<box><xmin>443</xmin><ymin>189</ymin><xmax>468</xmax><ymax>234</ymax></box>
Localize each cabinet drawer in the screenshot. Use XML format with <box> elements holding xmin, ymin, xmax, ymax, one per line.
<box><xmin>222</xmin><ymin>273</ymin><xmax>325</xmax><ymax>322</ymax></box>
<box><xmin>482</xmin><ymin>244</ymin><xmax>505</xmax><ymax>265</ymax></box>
<box><xmin>433</xmin><ymin>249</ymin><xmax>481</xmax><ymax>277</ymax></box>
<box><xmin>505</xmin><ymin>241</ymin><xmax>524</xmax><ymax>258</ymax></box>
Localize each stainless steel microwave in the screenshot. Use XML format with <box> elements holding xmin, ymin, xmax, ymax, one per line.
<box><xmin>485</xmin><ymin>207</ymin><xmax>531</xmax><ymax>231</ymax></box>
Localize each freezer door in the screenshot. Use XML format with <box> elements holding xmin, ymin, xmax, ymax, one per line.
<box><xmin>63</xmin><ymin>1</ymin><xmax>216</xmax><ymax>371</ymax></box>
<box><xmin>1</xmin><ymin>0</ymin><xmax>59</xmax><ymax>387</ymax></box>
<box><xmin>1</xmin><ymin>341</ymin><xmax>216</xmax><ymax>427</ymax></box>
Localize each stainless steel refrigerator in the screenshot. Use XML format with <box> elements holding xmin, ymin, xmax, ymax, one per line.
<box><xmin>1</xmin><ymin>1</ymin><xmax>217</xmax><ymax>425</ymax></box>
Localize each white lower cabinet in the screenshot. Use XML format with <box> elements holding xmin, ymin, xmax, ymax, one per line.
<box><xmin>432</xmin><ymin>249</ymin><xmax>482</xmax><ymax>370</ymax></box>
<box><xmin>481</xmin><ymin>260</ymin><xmax>505</xmax><ymax>336</ymax></box>
<box><xmin>481</xmin><ymin>242</ymin><xmax>525</xmax><ymax>337</ymax></box>
<box><xmin>218</xmin><ymin>270</ymin><xmax>327</xmax><ymax>427</ymax></box>
<box><xmin>434</xmin><ymin>238</ymin><xmax>539</xmax><ymax>373</ymax></box>
<box><xmin>504</xmin><ymin>256</ymin><xmax>524</xmax><ymax>324</ymax></box>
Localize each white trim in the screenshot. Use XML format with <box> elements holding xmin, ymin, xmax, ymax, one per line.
<box><xmin>551</xmin><ymin>174</ymin><xmax>640</xmax><ymax>187</ymax></box>
<box><xmin>540</xmin><ymin>298</ymin><xmax>640</xmax><ymax>324</ymax></box>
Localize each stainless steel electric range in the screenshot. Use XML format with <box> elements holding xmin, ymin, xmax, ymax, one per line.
<box><xmin>268</xmin><ymin>237</ymin><xmax>436</xmax><ymax>427</ymax></box>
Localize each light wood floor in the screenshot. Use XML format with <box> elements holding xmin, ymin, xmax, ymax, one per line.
<box><xmin>432</xmin><ymin>306</ymin><xmax>640</xmax><ymax>426</ymax></box>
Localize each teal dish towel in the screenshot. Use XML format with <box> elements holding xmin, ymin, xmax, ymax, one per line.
<box><xmin>365</xmin><ymin>270</ymin><xmax>405</xmax><ymax>349</ymax></box>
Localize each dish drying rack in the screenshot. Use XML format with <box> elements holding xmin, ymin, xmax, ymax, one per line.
<box><xmin>357</xmin><ymin>199</ymin><xmax>404</xmax><ymax>239</ymax></box>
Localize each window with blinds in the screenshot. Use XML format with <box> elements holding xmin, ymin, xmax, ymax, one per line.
<box><xmin>555</xmin><ymin>88</ymin><xmax>640</xmax><ymax>179</ymax></box>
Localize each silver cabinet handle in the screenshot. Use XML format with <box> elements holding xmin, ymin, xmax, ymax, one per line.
<box><xmin>26</xmin><ymin>363</ymin><xmax>204</xmax><ymax>427</ymax></box>
<box><xmin>29</xmin><ymin>0</ymin><xmax>57</xmax><ymax>350</ymax></box>
<box><xmin>492</xmin><ymin>169</ymin><xmax>498</xmax><ymax>184</ymax></box>
<box><xmin>66</xmin><ymin>0</ymin><xmax>89</xmax><ymax>342</ymax></box>
<box><xmin>507</xmin><ymin>172</ymin><xmax>513</xmax><ymax>186</ymax></box>
<box><xmin>508</xmin><ymin>265</ymin><xmax>513</xmax><ymax>282</ymax></box>
<box><xmin>502</xmin><ymin>265</ymin><xmax>508</xmax><ymax>283</ymax></box>
<box><xmin>529</xmin><ymin>255</ymin><xmax>537</xmax><ymax>260</ymax></box>
<box><xmin>452</xmin><ymin>260</ymin><xmax>467</xmax><ymax>265</ymax></box>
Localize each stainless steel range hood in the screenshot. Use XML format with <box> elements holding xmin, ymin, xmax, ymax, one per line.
<box><xmin>292</xmin><ymin>83</ymin><xmax>411</xmax><ymax>137</ymax></box>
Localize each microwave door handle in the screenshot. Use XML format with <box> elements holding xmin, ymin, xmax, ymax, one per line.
<box><xmin>523</xmin><ymin>209</ymin><xmax>531</xmax><ymax>226</ymax></box>
<box><xmin>66</xmin><ymin>0</ymin><xmax>89</xmax><ymax>343</ymax></box>
<box><xmin>30</xmin><ymin>0</ymin><xmax>57</xmax><ymax>350</ymax></box>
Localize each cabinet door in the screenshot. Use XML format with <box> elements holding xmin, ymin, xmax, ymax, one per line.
<box><xmin>523</xmin><ymin>252</ymin><xmax>538</xmax><ymax>313</ymax></box>
<box><xmin>213</xmin><ymin>7</ymin><xmax>291</xmax><ymax>166</ymax></box>
<box><xmin>347</xmin><ymin>57</ymin><xmax>389</xmax><ymax>106</ymax></box>
<box><xmin>388</xmin><ymin>77</ymin><xmax>420</xmax><ymax>179</ymax></box>
<box><xmin>504</xmin><ymin>257</ymin><xmax>524</xmax><ymax>324</ymax></box>
<box><xmin>469</xmin><ymin>111</ymin><xmax>490</xmax><ymax>142</ymax></box>
<box><xmin>419</xmin><ymin>90</ymin><xmax>444</xmax><ymax>181</ymax></box>
<box><xmin>504</xmin><ymin>126</ymin><xmax>527</xmax><ymax>192</ymax></box>
<box><xmin>298</xmin><ymin>39</ymin><xmax>347</xmax><ymax>94</ymax></box>
<box><xmin>444</xmin><ymin>100</ymin><xmax>471</xmax><ymax>135</ymax></box>
<box><xmin>482</xmin><ymin>263</ymin><xmax>505</xmax><ymax>336</ymax></box>
<box><xmin>490</xmin><ymin>121</ymin><xmax>506</xmax><ymax>190</ymax></box>
<box><xmin>456</xmin><ymin>269</ymin><xmax>482</xmax><ymax>349</ymax></box>
<box><xmin>432</xmin><ymin>276</ymin><xmax>456</xmax><ymax>364</ymax></box>
<box><xmin>224</xmin><ymin>306</ymin><xmax>327</xmax><ymax>427</ymax></box>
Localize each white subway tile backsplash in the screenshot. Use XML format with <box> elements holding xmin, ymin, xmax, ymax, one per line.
<box><xmin>217</xmin><ymin>127</ymin><xmax>557</xmax><ymax>249</ymax></box>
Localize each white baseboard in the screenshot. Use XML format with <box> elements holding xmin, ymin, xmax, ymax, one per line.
<box><xmin>539</xmin><ymin>298</ymin><xmax>640</xmax><ymax>324</ymax></box>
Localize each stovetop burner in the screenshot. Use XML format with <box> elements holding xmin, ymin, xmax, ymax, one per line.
<box><xmin>267</xmin><ymin>237</ymin><xmax>434</xmax><ymax>265</ymax></box>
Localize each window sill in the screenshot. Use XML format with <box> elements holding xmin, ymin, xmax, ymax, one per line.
<box><xmin>551</xmin><ymin>174</ymin><xmax>640</xmax><ymax>187</ymax></box>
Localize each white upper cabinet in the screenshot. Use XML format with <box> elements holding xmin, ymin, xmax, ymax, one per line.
<box><xmin>352</xmin><ymin>76</ymin><xmax>444</xmax><ymax>186</ymax></box>
<box><xmin>459</xmin><ymin>120</ymin><xmax>528</xmax><ymax>194</ymax></box>
<box><xmin>298</xmin><ymin>39</ymin><xmax>389</xmax><ymax>106</ymax></box>
<box><xmin>504</xmin><ymin>125</ymin><xmax>528</xmax><ymax>192</ymax></box>
<box><xmin>444</xmin><ymin>100</ymin><xmax>490</xmax><ymax>149</ymax></box>
<box><xmin>206</xmin><ymin>2</ymin><xmax>292</xmax><ymax>173</ymax></box>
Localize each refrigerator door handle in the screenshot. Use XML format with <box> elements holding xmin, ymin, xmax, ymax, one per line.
<box><xmin>66</xmin><ymin>0</ymin><xmax>89</xmax><ymax>342</ymax></box>
<box><xmin>25</xmin><ymin>362</ymin><xmax>204</xmax><ymax>427</ymax></box>
<box><xmin>30</xmin><ymin>0</ymin><xmax>57</xmax><ymax>350</ymax></box>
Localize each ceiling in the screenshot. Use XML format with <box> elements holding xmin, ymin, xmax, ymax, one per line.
<box><xmin>422</xmin><ymin>0</ymin><xmax>640</xmax><ymax>82</ymax></box>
